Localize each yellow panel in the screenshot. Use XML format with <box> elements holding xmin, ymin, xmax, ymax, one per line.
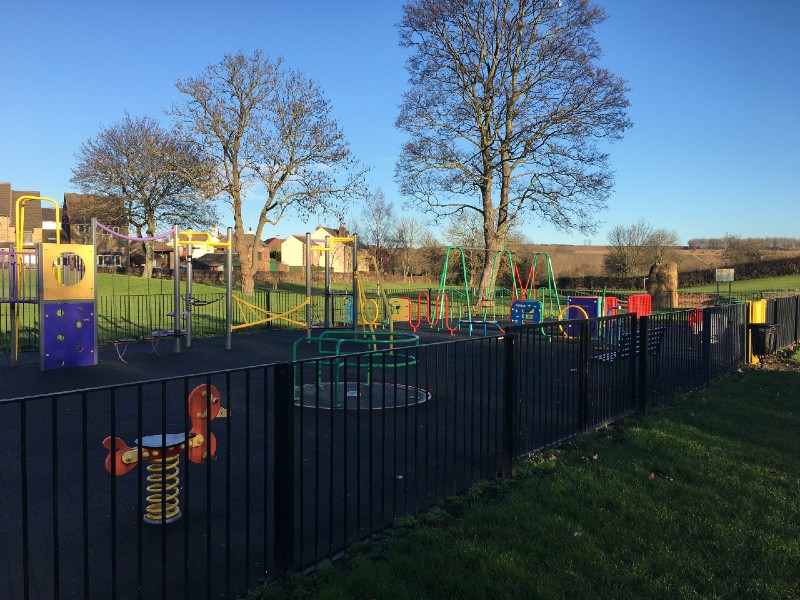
<box><xmin>389</xmin><ymin>298</ymin><xmax>410</xmax><ymax>321</ymax></box>
<box><xmin>42</xmin><ymin>244</ymin><xmax>95</xmax><ymax>301</ymax></box>
<box><xmin>748</xmin><ymin>299</ymin><xmax>766</xmax><ymax>324</ymax></box>
<box><xmin>746</xmin><ymin>300</ymin><xmax>767</xmax><ymax>364</ymax></box>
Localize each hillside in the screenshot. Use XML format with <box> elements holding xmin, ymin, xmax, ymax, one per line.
<box><xmin>532</xmin><ymin>245</ymin><xmax>800</xmax><ymax>279</ymax></box>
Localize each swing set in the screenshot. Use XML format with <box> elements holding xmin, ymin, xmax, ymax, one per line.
<box><xmin>95</xmin><ymin>219</ymin><xmax>234</xmax><ymax>354</ymax></box>
<box><xmin>399</xmin><ymin>246</ymin><xmax>562</xmax><ymax>336</ymax></box>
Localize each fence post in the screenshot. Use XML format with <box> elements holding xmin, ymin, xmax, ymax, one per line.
<box><xmin>701</xmin><ymin>308</ymin><xmax>713</xmax><ymax>385</ymax></box>
<box><xmin>578</xmin><ymin>320</ymin><xmax>590</xmax><ymax>432</ymax></box>
<box><xmin>503</xmin><ymin>332</ymin><xmax>520</xmax><ymax>477</ymax></box>
<box><xmin>274</xmin><ymin>362</ymin><xmax>295</xmax><ymax>578</ymax></box>
<box><xmin>638</xmin><ymin>315</ymin><xmax>650</xmax><ymax>414</ymax></box>
<box><xmin>795</xmin><ymin>295</ymin><xmax>800</xmax><ymax>344</ymax></box>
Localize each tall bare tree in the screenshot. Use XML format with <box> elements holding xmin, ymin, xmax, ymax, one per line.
<box><xmin>359</xmin><ymin>188</ymin><xmax>395</xmax><ymax>272</ymax></box>
<box><xmin>603</xmin><ymin>219</ymin><xmax>680</xmax><ymax>276</ymax></box>
<box><xmin>172</xmin><ymin>50</ymin><xmax>368</xmax><ymax>294</ymax></box>
<box><xmin>71</xmin><ymin>113</ymin><xmax>218</xmax><ymax>277</ymax></box>
<box><xmin>396</xmin><ymin>0</ymin><xmax>630</xmax><ymax>300</ymax></box>
<box><xmin>393</xmin><ymin>215</ymin><xmax>425</xmax><ymax>282</ymax></box>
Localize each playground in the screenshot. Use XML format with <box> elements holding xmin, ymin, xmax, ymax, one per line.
<box><xmin>2</xmin><ymin>199</ymin><xmax>675</xmax><ymax>381</ymax></box>
<box><xmin>2</xmin><ymin>296</ymin><xmax>760</xmax><ymax>600</ymax></box>
<box><xmin>2</xmin><ymin>198</ymin><xmax>780</xmax><ymax>600</ymax></box>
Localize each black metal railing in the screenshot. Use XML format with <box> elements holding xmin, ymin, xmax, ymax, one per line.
<box><xmin>0</xmin><ymin>300</ymin><xmax>794</xmax><ymax>599</ymax></box>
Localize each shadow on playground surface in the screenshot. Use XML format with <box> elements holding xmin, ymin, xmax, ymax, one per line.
<box><xmin>1</xmin><ymin>330</ymin><xmax>313</xmax><ymax>400</ymax></box>
<box><xmin>0</xmin><ymin>327</ymin><xmax>464</xmax><ymax>400</ymax></box>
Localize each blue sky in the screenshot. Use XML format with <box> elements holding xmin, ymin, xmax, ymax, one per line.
<box><xmin>1</xmin><ymin>0</ymin><xmax>798</xmax><ymax>246</ymax></box>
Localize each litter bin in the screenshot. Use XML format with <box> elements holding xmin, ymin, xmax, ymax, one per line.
<box><xmin>749</xmin><ymin>323</ymin><xmax>777</xmax><ymax>357</ymax></box>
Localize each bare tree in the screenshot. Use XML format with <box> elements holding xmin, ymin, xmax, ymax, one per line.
<box><xmin>393</xmin><ymin>215</ymin><xmax>425</xmax><ymax>282</ymax></box>
<box><xmin>603</xmin><ymin>219</ymin><xmax>680</xmax><ymax>277</ymax></box>
<box><xmin>445</xmin><ymin>210</ymin><xmax>528</xmax><ymax>289</ymax></box>
<box><xmin>71</xmin><ymin>113</ymin><xmax>218</xmax><ymax>277</ymax></box>
<box><xmin>172</xmin><ymin>50</ymin><xmax>368</xmax><ymax>294</ymax></box>
<box><xmin>359</xmin><ymin>188</ymin><xmax>395</xmax><ymax>273</ymax></box>
<box><xmin>444</xmin><ymin>212</ymin><xmax>485</xmax><ymax>287</ymax></box>
<box><xmin>722</xmin><ymin>234</ymin><xmax>764</xmax><ymax>264</ymax></box>
<box><xmin>415</xmin><ymin>230</ymin><xmax>446</xmax><ymax>279</ymax></box>
<box><xmin>396</xmin><ymin>0</ymin><xmax>630</xmax><ymax>300</ymax></box>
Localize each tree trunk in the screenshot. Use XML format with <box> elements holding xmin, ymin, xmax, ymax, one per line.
<box><xmin>240</xmin><ymin>254</ymin><xmax>256</xmax><ymax>295</ymax></box>
<box><xmin>143</xmin><ymin>241</ymin><xmax>153</xmax><ymax>279</ymax></box>
<box><xmin>241</xmin><ymin>271</ymin><xmax>255</xmax><ymax>294</ymax></box>
<box><xmin>476</xmin><ymin>239</ymin><xmax>504</xmax><ymax>303</ymax></box>
<box><xmin>232</xmin><ymin>226</ymin><xmax>256</xmax><ymax>295</ymax></box>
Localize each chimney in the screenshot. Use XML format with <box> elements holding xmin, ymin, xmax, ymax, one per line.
<box><xmin>338</xmin><ymin>223</ymin><xmax>346</xmax><ymax>237</ymax></box>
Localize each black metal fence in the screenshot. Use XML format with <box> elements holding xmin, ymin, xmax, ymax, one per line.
<box><xmin>2</xmin><ymin>300</ymin><xmax>798</xmax><ymax>599</ymax></box>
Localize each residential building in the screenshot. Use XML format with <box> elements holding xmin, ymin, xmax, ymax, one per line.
<box><xmin>0</xmin><ymin>182</ymin><xmax>59</xmax><ymax>248</ymax></box>
<box><xmin>280</xmin><ymin>225</ymin><xmax>363</xmax><ymax>273</ymax></box>
<box><xmin>62</xmin><ymin>193</ymin><xmax>129</xmax><ymax>267</ymax></box>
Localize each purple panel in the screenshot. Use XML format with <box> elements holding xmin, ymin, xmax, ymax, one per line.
<box><xmin>565</xmin><ymin>296</ymin><xmax>601</xmax><ymax>336</ymax></box>
<box><xmin>42</xmin><ymin>301</ymin><xmax>96</xmax><ymax>370</ymax></box>
<box><xmin>567</xmin><ymin>296</ymin><xmax>601</xmax><ymax>319</ymax></box>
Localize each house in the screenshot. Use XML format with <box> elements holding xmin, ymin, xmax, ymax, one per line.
<box><xmin>264</xmin><ymin>236</ymin><xmax>283</xmax><ymax>261</ymax></box>
<box><xmin>62</xmin><ymin>193</ymin><xmax>129</xmax><ymax>267</ymax></box>
<box><xmin>239</xmin><ymin>229</ymin><xmax>274</xmax><ymax>273</ymax></box>
<box><xmin>0</xmin><ymin>182</ymin><xmax>59</xmax><ymax>248</ymax></box>
<box><xmin>280</xmin><ymin>225</ymin><xmax>364</xmax><ymax>273</ymax></box>
<box><xmin>177</xmin><ymin>227</ymin><xmax>229</xmax><ymax>271</ymax></box>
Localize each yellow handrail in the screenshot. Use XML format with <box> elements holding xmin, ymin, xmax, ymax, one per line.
<box><xmin>177</xmin><ymin>229</ymin><xmax>231</xmax><ymax>248</ymax></box>
<box><xmin>15</xmin><ymin>195</ymin><xmax>60</xmax><ymax>250</ymax></box>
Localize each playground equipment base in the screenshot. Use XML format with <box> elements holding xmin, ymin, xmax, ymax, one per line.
<box><xmin>294</xmin><ymin>382</ymin><xmax>431</xmax><ymax>410</ymax></box>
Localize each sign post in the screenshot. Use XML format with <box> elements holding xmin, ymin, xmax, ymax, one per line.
<box><xmin>715</xmin><ymin>268</ymin><xmax>734</xmax><ymax>303</ymax></box>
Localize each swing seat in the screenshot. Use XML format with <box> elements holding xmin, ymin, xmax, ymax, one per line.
<box><xmin>150</xmin><ymin>329</ymin><xmax>186</xmax><ymax>338</ymax></box>
<box><xmin>114</xmin><ymin>337</ymin><xmax>138</xmax><ymax>362</ymax></box>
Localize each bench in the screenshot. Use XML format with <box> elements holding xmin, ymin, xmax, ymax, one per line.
<box><xmin>593</xmin><ymin>326</ymin><xmax>666</xmax><ymax>363</ymax></box>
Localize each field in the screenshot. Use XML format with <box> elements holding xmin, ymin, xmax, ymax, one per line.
<box><xmin>679</xmin><ymin>273</ymin><xmax>800</xmax><ymax>293</ymax></box>
<box><xmin>537</xmin><ymin>245</ymin><xmax>800</xmax><ymax>278</ymax></box>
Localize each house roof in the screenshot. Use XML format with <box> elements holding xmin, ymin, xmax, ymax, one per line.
<box><xmin>316</xmin><ymin>226</ymin><xmax>339</xmax><ymax>237</ymax></box>
<box><xmin>9</xmin><ymin>190</ymin><xmax>41</xmax><ymax>228</ymax></box>
<box><xmin>195</xmin><ymin>253</ymin><xmax>227</xmax><ymax>267</ymax></box>
<box><xmin>242</xmin><ymin>233</ymin><xmax>265</xmax><ymax>247</ymax></box>
<box><xmin>62</xmin><ymin>193</ymin><xmax>126</xmax><ymax>226</ymax></box>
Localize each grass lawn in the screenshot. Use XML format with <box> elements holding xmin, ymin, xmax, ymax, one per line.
<box><xmin>681</xmin><ymin>273</ymin><xmax>800</xmax><ymax>294</ymax></box>
<box><xmin>95</xmin><ymin>273</ymin><xmax>433</xmax><ymax>296</ymax></box>
<box><xmin>96</xmin><ymin>272</ymin><xmax>226</xmax><ymax>296</ymax></box>
<box><xmin>254</xmin><ymin>351</ymin><xmax>800</xmax><ymax>599</ymax></box>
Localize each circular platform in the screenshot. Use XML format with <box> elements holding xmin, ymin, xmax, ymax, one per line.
<box><xmin>294</xmin><ymin>381</ymin><xmax>431</xmax><ymax>410</ymax></box>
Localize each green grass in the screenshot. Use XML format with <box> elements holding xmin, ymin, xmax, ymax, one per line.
<box><xmin>680</xmin><ymin>273</ymin><xmax>800</xmax><ymax>293</ymax></box>
<box><xmin>253</xmin><ymin>367</ymin><xmax>800</xmax><ymax>600</ymax></box>
<box><xmin>96</xmin><ymin>272</ymin><xmax>227</xmax><ymax>296</ymax></box>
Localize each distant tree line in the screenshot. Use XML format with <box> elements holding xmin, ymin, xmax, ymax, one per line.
<box><xmin>688</xmin><ymin>236</ymin><xmax>800</xmax><ymax>251</ymax></box>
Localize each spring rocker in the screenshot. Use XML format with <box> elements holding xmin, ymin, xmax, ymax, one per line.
<box><xmin>102</xmin><ymin>384</ymin><xmax>228</xmax><ymax>524</ymax></box>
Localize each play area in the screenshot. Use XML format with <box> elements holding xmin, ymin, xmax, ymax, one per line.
<box><xmin>1</xmin><ymin>198</ymin><xmax>670</xmax><ymax>380</ymax></box>
<box><xmin>2</xmin><ymin>205</ymin><xmax>779</xmax><ymax>600</ymax></box>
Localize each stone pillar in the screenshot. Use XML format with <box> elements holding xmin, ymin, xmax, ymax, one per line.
<box><xmin>647</xmin><ymin>262</ymin><xmax>679</xmax><ymax>310</ymax></box>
